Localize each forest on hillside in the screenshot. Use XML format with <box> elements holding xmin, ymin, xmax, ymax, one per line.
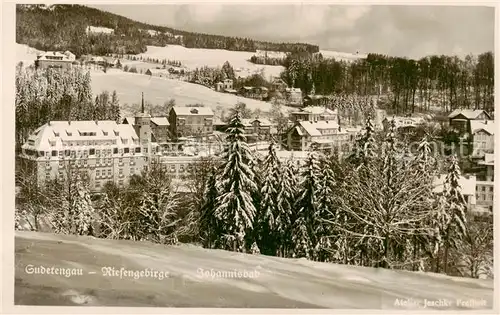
<box><xmin>16</xmin><ymin>4</ymin><xmax>319</xmax><ymax>57</ymax></box>
<box><xmin>279</xmin><ymin>52</ymin><xmax>494</xmax><ymax>115</ymax></box>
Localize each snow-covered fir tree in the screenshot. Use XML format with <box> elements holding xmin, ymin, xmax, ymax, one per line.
<box><xmin>291</xmin><ymin>145</ymin><xmax>322</xmax><ymax>258</ymax></box>
<box><xmin>256</xmin><ymin>142</ymin><xmax>282</xmax><ymax>255</ymax></box>
<box><xmin>275</xmin><ymin>158</ymin><xmax>298</xmax><ymax>257</ymax></box>
<box><xmin>350</xmin><ymin>116</ymin><xmax>376</xmax><ymax>168</ymax></box>
<box><xmin>442</xmin><ymin>154</ymin><xmax>468</xmax><ymax>273</ymax></box>
<box><xmin>313</xmin><ymin>154</ymin><xmax>337</xmax><ymax>262</ymax></box>
<box><xmin>214</xmin><ymin>110</ymin><xmax>258</xmax><ymax>252</ymax></box>
<box><xmin>200</xmin><ymin>165</ymin><xmax>220</xmax><ymax>248</ymax></box>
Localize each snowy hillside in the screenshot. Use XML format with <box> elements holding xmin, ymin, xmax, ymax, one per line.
<box><xmin>136</xmin><ymin>45</ymin><xmax>285</xmax><ymax>80</ymax></box>
<box><xmin>90</xmin><ymin>71</ymin><xmax>290</xmax><ymax>116</ymax></box>
<box><xmin>319</xmin><ymin>50</ymin><xmax>367</xmax><ymax>61</ymax></box>
<box><xmin>16</xmin><ymin>43</ymin><xmax>41</xmax><ymax>66</ymax></box>
<box><xmin>15</xmin><ymin>231</ymin><xmax>493</xmax><ymax>309</ymax></box>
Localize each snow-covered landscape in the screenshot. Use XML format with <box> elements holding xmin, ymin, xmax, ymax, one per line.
<box><xmin>15</xmin><ymin>231</ymin><xmax>493</xmax><ymax>309</ymax></box>
<box><xmin>136</xmin><ymin>45</ymin><xmax>285</xmax><ymax>79</ymax></box>
<box><xmin>90</xmin><ymin>70</ymin><xmax>291</xmax><ymax>115</ymax></box>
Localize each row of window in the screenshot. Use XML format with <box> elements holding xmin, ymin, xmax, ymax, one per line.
<box><xmin>476</xmin><ymin>186</ymin><xmax>494</xmax><ymax>192</ymax></box>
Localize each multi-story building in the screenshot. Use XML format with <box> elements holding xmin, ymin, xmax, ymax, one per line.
<box><xmin>35</xmin><ymin>51</ymin><xmax>75</xmax><ymax>69</ymax></box>
<box><xmin>286</xmin><ymin>120</ymin><xmax>356</xmax><ymax>151</ymax></box>
<box><xmin>470</xmin><ymin>120</ymin><xmax>494</xmax><ymax>158</ymax></box>
<box><xmin>290</xmin><ymin>106</ymin><xmax>338</xmax><ymax>123</ymax></box>
<box><xmin>20</xmin><ymin>94</ymin><xmax>159</xmax><ymax>192</ymax></box>
<box><xmin>168</xmin><ymin>106</ymin><xmax>214</xmax><ymax>138</ymax></box>
<box><xmin>448</xmin><ymin>109</ymin><xmax>492</xmax><ymax>135</ymax></box>
<box><xmin>241</xmin><ymin>118</ymin><xmax>275</xmax><ymax>141</ymax></box>
<box><xmin>123</xmin><ymin>116</ymin><xmax>170</xmax><ymax>144</ymax></box>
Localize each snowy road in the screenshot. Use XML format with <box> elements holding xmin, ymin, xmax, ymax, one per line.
<box><xmin>14</xmin><ymin>231</ymin><xmax>493</xmax><ymax>309</ymax></box>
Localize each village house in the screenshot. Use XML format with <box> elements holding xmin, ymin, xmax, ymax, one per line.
<box><xmin>168</xmin><ymin>106</ymin><xmax>214</xmax><ymax>138</ymax></box>
<box><xmin>290</xmin><ymin>106</ymin><xmax>338</xmax><ymax>123</ymax></box>
<box><xmin>241</xmin><ymin>118</ymin><xmax>275</xmax><ymax>142</ymax></box>
<box><xmin>35</xmin><ymin>50</ymin><xmax>76</xmax><ymax>69</ymax></box>
<box><xmin>215</xmin><ymin>82</ymin><xmax>224</xmax><ymax>92</ymax></box>
<box><xmin>448</xmin><ymin>109</ymin><xmax>492</xmax><ymax>135</ymax></box>
<box><xmin>286</xmin><ymin>120</ymin><xmax>355</xmax><ymax>151</ymax></box>
<box><xmin>271</xmin><ymin>78</ymin><xmax>288</xmax><ymax>92</ymax></box>
<box><xmin>223</xmin><ymin>79</ymin><xmax>233</xmax><ymax>90</ymax></box>
<box><xmin>478</xmin><ymin>153</ymin><xmax>494</xmax><ymax>181</ymax></box>
<box><xmin>382</xmin><ymin>116</ymin><xmax>426</xmax><ymax>132</ymax></box>
<box><xmin>470</xmin><ymin>120</ymin><xmax>495</xmax><ymax>158</ymax></box>
<box><xmin>145</xmin><ymin>68</ymin><xmax>170</xmax><ymax>78</ymax></box>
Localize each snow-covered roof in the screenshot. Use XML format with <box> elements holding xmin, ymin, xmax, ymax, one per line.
<box><xmin>479</xmin><ymin>153</ymin><xmax>494</xmax><ymax>166</ymax></box>
<box><xmin>172</xmin><ymin>106</ymin><xmax>214</xmax><ymax>116</ymax></box>
<box><xmin>241</xmin><ymin>118</ymin><xmax>273</xmax><ymax>127</ymax></box>
<box><xmin>22</xmin><ymin>121</ymin><xmax>139</xmax><ymax>152</ymax></box>
<box><xmin>470</xmin><ymin>120</ymin><xmax>495</xmax><ymax>135</ymax></box>
<box><xmin>146</xmin><ymin>68</ymin><xmax>169</xmax><ymax>74</ymax></box>
<box><xmin>383</xmin><ymin>116</ymin><xmax>425</xmax><ymax>128</ymax></box>
<box><xmin>37</xmin><ymin>51</ymin><xmax>74</xmax><ymax>61</ymax></box>
<box><xmin>448</xmin><ymin>109</ymin><xmax>489</xmax><ymax>120</ymax></box>
<box><xmin>151</xmin><ymin>117</ymin><xmax>170</xmax><ymax>126</ymax></box>
<box><xmin>292</xmin><ymin>106</ymin><xmax>337</xmax><ymax>115</ymax></box>
<box><xmin>298</xmin><ymin>120</ymin><xmax>340</xmax><ymax>137</ymax></box>
<box><xmin>433</xmin><ymin>175</ymin><xmax>476</xmax><ymax>196</ymax></box>
<box><xmin>285</xmin><ymin>87</ymin><xmax>302</xmax><ymax>93</ymax></box>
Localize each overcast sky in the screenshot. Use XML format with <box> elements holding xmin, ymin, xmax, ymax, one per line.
<box><xmin>90</xmin><ymin>4</ymin><xmax>495</xmax><ymax>59</ymax></box>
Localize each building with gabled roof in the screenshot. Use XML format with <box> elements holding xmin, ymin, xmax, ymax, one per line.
<box><xmin>168</xmin><ymin>106</ymin><xmax>214</xmax><ymax>138</ymax></box>
<box><xmin>448</xmin><ymin>109</ymin><xmax>492</xmax><ymax>135</ymax></box>
<box><xmin>35</xmin><ymin>50</ymin><xmax>75</xmax><ymax>69</ymax></box>
<box><xmin>19</xmin><ymin>93</ymin><xmax>160</xmax><ymax>191</ymax></box>
<box><xmin>470</xmin><ymin>120</ymin><xmax>495</xmax><ymax>158</ymax></box>
<box><xmin>285</xmin><ymin>120</ymin><xmax>357</xmax><ymax>151</ymax></box>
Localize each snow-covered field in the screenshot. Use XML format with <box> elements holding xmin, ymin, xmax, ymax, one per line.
<box><xmin>136</xmin><ymin>45</ymin><xmax>285</xmax><ymax>80</ymax></box>
<box><xmin>14</xmin><ymin>231</ymin><xmax>493</xmax><ymax>308</ymax></box>
<box><xmin>16</xmin><ymin>43</ymin><xmax>41</xmax><ymax>66</ymax></box>
<box><xmin>319</xmin><ymin>50</ymin><xmax>367</xmax><ymax>61</ymax></box>
<box><xmin>90</xmin><ymin>70</ymin><xmax>290</xmax><ymax>116</ymax></box>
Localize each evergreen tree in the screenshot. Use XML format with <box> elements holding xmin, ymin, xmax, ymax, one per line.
<box><xmin>200</xmin><ymin>165</ymin><xmax>220</xmax><ymax>248</ymax></box>
<box><xmin>110</xmin><ymin>90</ymin><xmax>121</xmax><ymax>122</ymax></box>
<box><xmin>256</xmin><ymin>142</ymin><xmax>281</xmax><ymax>255</ymax></box>
<box><xmin>442</xmin><ymin>155</ymin><xmax>468</xmax><ymax>273</ymax></box>
<box><xmin>214</xmin><ymin>109</ymin><xmax>258</xmax><ymax>252</ymax></box>
<box><xmin>275</xmin><ymin>158</ymin><xmax>297</xmax><ymax>257</ymax></box>
<box><xmin>291</xmin><ymin>147</ymin><xmax>322</xmax><ymax>258</ymax></box>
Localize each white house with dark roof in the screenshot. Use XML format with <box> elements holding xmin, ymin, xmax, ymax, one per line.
<box><xmin>286</xmin><ymin>120</ymin><xmax>356</xmax><ymax>151</ymax></box>
<box><xmin>433</xmin><ymin>175</ymin><xmax>477</xmax><ymax>208</ymax></box>
<box><xmin>470</xmin><ymin>120</ymin><xmax>495</xmax><ymax>158</ymax></box>
<box><xmin>35</xmin><ymin>51</ymin><xmax>75</xmax><ymax>69</ymax></box>
<box><xmin>448</xmin><ymin>109</ymin><xmax>492</xmax><ymax>134</ymax></box>
<box><xmin>290</xmin><ymin>106</ymin><xmax>338</xmax><ymax>122</ymax></box>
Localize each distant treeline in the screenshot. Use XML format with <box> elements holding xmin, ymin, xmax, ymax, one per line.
<box><xmin>279</xmin><ymin>52</ymin><xmax>494</xmax><ymax>114</ymax></box>
<box><xmin>16</xmin><ymin>4</ymin><xmax>319</xmax><ymax>57</ymax></box>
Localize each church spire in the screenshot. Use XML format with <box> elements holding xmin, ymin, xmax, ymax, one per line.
<box><xmin>141</xmin><ymin>92</ymin><xmax>145</xmax><ymax>113</ymax></box>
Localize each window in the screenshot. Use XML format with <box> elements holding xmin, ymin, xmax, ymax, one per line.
<box><xmin>124</xmin><ymin>148</ymin><xmax>129</xmax><ymax>153</ymax></box>
<box><xmin>51</xmin><ymin>150</ymin><xmax>57</xmax><ymax>157</ymax></box>
<box><xmin>108</xmin><ymin>169</ymin><xmax>112</xmax><ymax>176</ymax></box>
<box><xmin>118</xmin><ymin>180</ymin><xmax>124</xmax><ymax>186</ymax></box>
<box><xmin>119</xmin><ymin>168</ymin><xmax>123</xmax><ymax>175</ymax></box>
<box><xmin>96</xmin><ymin>170</ymin><xmax>100</xmax><ymax>176</ymax></box>
<box><xmin>135</xmin><ymin>147</ymin><xmax>141</xmax><ymax>153</ymax></box>
<box><xmin>59</xmin><ymin>151</ymin><xmax>63</xmax><ymax>157</ymax></box>
<box><xmin>95</xmin><ymin>181</ymin><xmax>101</xmax><ymax>188</ymax></box>
<box><xmin>83</xmin><ymin>159</ymin><xmax>88</xmax><ymax>166</ymax></box>
<box><xmin>170</xmin><ymin>165</ymin><xmax>176</xmax><ymax>173</ymax></box>
<box><xmin>119</xmin><ymin>158</ymin><xmax>123</xmax><ymax>163</ymax></box>
<box><xmin>113</xmin><ymin>148</ymin><xmax>118</xmax><ymax>154</ymax></box>
<box><xmin>89</xmin><ymin>148</ymin><xmax>95</xmax><ymax>155</ymax></box>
